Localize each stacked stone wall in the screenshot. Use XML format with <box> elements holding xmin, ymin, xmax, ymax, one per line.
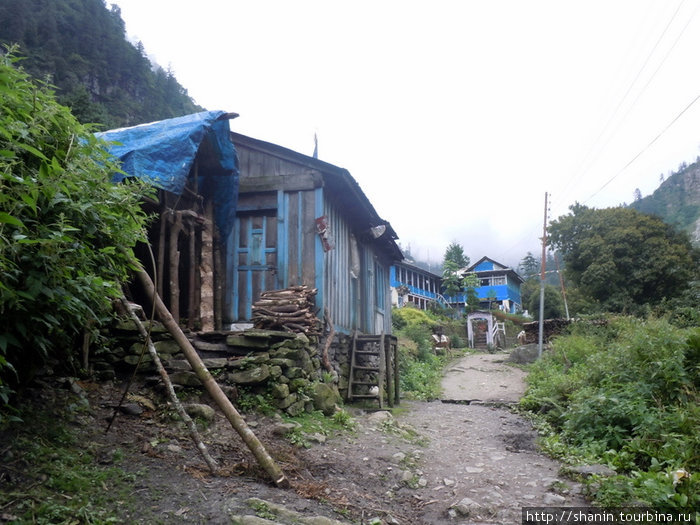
<box><xmin>99</xmin><ymin>320</ymin><xmax>342</xmax><ymax>416</ymax></box>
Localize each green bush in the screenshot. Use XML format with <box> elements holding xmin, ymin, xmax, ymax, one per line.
<box><xmin>520</xmin><ymin>316</ymin><xmax>699</xmax><ymax>511</ymax></box>
<box><xmin>398</xmin><ymin>347</ymin><xmax>446</xmax><ymax>401</ymax></box>
<box><xmin>0</xmin><ymin>49</ymin><xmax>152</xmax><ymax>411</ymax></box>
<box><xmin>392</xmin><ymin>306</ymin><xmax>455</xmax><ymax>400</ymax></box>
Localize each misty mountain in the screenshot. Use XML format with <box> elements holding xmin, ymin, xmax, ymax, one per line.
<box><xmin>0</xmin><ymin>0</ymin><xmax>202</xmax><ymax>129</ymax></box>
<box><xmin>630</xmin><ymin>161</ymin><xmax>700</xmax><ymax>244</ymax></box>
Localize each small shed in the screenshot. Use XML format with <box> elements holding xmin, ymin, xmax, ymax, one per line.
<box><xmin>97</xmin><ymin>110</ymin><xmax>239</xmax><ymax>330</ymax></box>
<box><xmin>230</xmin><ymin>132</ymin><xmax>402</xmax><ymax>335</ymax></box>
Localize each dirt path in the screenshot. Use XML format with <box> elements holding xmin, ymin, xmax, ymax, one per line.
<box><xmin>6</xmin><ymin>350</ymin><xmax>589</xmax><ymax>524</ymax></box>
<box><xmin>388</xmin><ymin>350</ymin><xmax>588</xmax><ymax>523</ymax></box>
<box><xmin>441</xmin><ymin>352</ymin><xmax>528</xmax><ymax>403</ymax></box>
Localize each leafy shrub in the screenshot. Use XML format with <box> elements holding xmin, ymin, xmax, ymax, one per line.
<box><xmin>398</xmin><ymin>348</ymin><xmax>446</xmax><ymax>401</ymax></box>
<box><xmin>0</xmin><ymin>49</ymin><xmax>152</xmax><ymax>412</ymax></box>
<box><xmin>521</xmin><ymin>316</ymin><xmax>699</xmax><ymax>511</ymax></box>
<box><xmin>392</xmin><ymin>306</ymin><xmax>437</xmax><ymax>332</ymax></box>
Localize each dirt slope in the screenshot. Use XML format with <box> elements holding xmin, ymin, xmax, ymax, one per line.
<box><xmin>2</xmin><ymin>350</ymin><xmax>588</xmax><ymax>524</ymax></box>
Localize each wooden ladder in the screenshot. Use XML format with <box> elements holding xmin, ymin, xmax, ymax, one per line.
<box><xmin>346</xmin><ymin>331</ymin><xmax>399</xmax><ymax>409</ymax></box>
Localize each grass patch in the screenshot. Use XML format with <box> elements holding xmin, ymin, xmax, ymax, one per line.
<box><xmin>282</xmin><ymin>408</ymin><xmax>357</xmax><ymax>448</ymax></box>
<box><xmin>0</xmin><ymin>394</ymin><xmax>139</xmax><ymax>523</ymax></box>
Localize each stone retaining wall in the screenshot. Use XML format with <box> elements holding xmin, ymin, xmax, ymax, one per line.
<box><xmin>99</xmin><ymin>319</ymin><xmax>342</xmax><ymax>416</ymax></box>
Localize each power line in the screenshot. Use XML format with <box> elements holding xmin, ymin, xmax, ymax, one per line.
<box><xmin>561</xmin><ymin>0</ymin><xmax>686</xmax><ymax>198</ymax></box>
<box><xmin>585</xmin><ymin>0</ymin><xmax>700</xmax><ymax>177</ymax></box>
<box><xmin>584</xmin><ymin>92</ymin><xmax>700</xmax><ymax>203</ymax></box>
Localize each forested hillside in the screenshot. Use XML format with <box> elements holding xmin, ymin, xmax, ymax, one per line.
<box><xmin>0</xmin><ymin>0</ymin><xmax>202</xmax><ymax>129</ymax></box>
<box><xmin>631</xmin><ymin>161</ymin><xmax>700</xmax><ymax>244</ymax></box>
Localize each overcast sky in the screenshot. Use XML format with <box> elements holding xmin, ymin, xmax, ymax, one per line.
<box><xmin>112</xmin><ymin>0</ymin><xmax>700</xmax><ymax>268</ymax></box>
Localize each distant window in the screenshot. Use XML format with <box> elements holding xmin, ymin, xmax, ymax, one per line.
<box><xmin>492</xmin><ymin>275</ymin><xmax>506</xmax><ymax>285</ymax></box>
<box><xmin>480</xmin><ymin>278</ymin><xmax>490</xmax><ymax>287</ymax></box>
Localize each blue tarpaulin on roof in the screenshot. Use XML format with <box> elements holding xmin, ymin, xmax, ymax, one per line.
<box><xmin>96</xmin><ymin>110</ymin><xmax>239</xmax><ymax>238</ymax></box>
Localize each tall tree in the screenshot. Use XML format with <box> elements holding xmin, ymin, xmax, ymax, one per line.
<box><xmin>441</xmin><ymin>242</ymin><xmax>469</xmax><ymax>298</ymax></box>
<box><xmin>527</xmin><ymin>284</ymin><xmax>564</xmax><ymax>319</ymax></box>
<box><xmin>548</xmin><ymin>204</ymin><xmax>699</xmax><ymax>313</ymax></box>
<box><xmin>518</xmin><ymin>252</ymin><xmax>539</xmax><ymax>279</ymax></box>
<box><xmin>443</xmin><ymin>242</ymin><xmax>469</xmax><ymax>269</ymax></box>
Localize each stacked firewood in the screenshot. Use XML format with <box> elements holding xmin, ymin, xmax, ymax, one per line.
<box><xmin>522</xmin><ymin>318</ymin><xmax>574</xmax><ymax>344</ymax></box>
<box><xmin>252</xmin><ymin>286</ymin><xmax>321</xmax><ymax>334</ymax></box>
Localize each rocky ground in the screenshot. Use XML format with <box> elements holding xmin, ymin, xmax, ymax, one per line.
<box><xmin>1</xmin><ymin>350</ymin><xmax>590</xmax><ymax>524</ymax></box>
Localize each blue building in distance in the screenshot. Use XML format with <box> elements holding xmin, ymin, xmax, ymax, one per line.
<box><xmin>391</xmin><ymin>256</ymin><xmax>523</xmax><ymax>314</ymax></box>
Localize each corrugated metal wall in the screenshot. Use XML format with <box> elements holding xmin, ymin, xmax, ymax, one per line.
<box><xmin>323</xmin><ymin>198</ymin><xmax>355</xmax><ymax>332</ymax></box>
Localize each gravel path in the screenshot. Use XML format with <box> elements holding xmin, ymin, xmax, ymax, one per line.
<box><xmin>441</xmin><ymin>352</ymin><xmax>528</xmax><ymax>403</ymax></box>
<box><xmin>16</xmin><ymin>350</ymin><xmax>588</xmax><ymax>524</ymax></box>
<box><xmin>380</xmin><ymin>350</ymin><xmax>588</xmax><ymax>523</ymax></box>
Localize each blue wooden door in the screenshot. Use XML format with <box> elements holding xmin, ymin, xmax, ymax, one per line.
<box><xmin>233</xmin><ymin>211</ymin><xmax>278</xmax><ymax>321</ymax></box>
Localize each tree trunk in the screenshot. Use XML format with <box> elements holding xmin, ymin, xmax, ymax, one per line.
<box><xmin>199</xmin><ymin>201</ymin><xmax>215</xmax><ymax>332</ymax></box>
<box><xmin>133</xmin><ymin>268</ymin><xmax>289</xmax><ymax>488</ymax></box>
<box><xmin>156</xmin><ymin>206</ymin><xmax>167</xmax><ymax>298</ymax></box>
<box><xmin>168</xmin><ymin>211</ymin><xmax>183</xmax><ymax>323</ymax></box>
<box><xmin>187</xmin><ymin>220</ymin><xmax>197</xmax><ymax>330</ymax></box>
<box><xmin>213</xmin><ymin>224</ymin><xmax>224</xmax><ymax>331</ymax></box>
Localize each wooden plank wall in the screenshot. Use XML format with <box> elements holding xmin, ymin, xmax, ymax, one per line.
<box><xmin>233</xmin><ymin>142</ymin><xmax>394</xmax><ymax>334</ymax></box>
<box><xmin>282</xmin><ymin>190</ymin><xmax>317</xmax><ymax>288</ymax></box>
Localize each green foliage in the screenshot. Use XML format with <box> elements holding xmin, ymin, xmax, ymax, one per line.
<box><xmin>393</xmin><ymin>307</ymin><xmax>453</xmax><ymax>400</ymax></box>
<box><xmin>521</xmin><ymin>316</ymin><xmax>699</xmax><ymax>511</ymax></box>
<box><xmin>548</xmin><ymin>204</ymin><xmax>699</xmax><ymax>314</ymax></box>
<box><xmin>0</xmin><ymin>0</ymin><xmax>202</xmax><ymax>130</ymax></box>
<box><xmin>527</xmin><ymin>283</ymin><xmax>565</xmax><ymax>319</ymax></box>
<box><xmin>235</xmin><ymin>387</ymin><xmax>277</xmax><ymax>415</ymax></box>
<box><xmin>398</xmin><ymin>350</ymin><xmax>447</xmax><ymax>400</ymax></box>
<box><xmin>441</xmin><ymin>260</ymin><xmax>462</xmax><ymax>298</ymax></box>
<box><xmin>518</xmin><ymin>251</ymin><xmax>540</xmax><ymax>279</ymax></box>
<box><xmin>443</xmin><ymin>241</ymin><xmax>469</xmax><ymax>269</ymax></box>
<box><xmin>630</xmin><ymin>161</ymin><xmax>700</xmax><ymax>238</ymax></box>
<box><xmin>282</xmin><ymin>409</ymin><xmax>357</xmax><ymax>448</ymax></box>
<box><xmin>0</xmin><ymin>400</ymin><xmax>138</xmax><ymax>522</ymax></box>
<box><xmin>0</xmin><ymin>50</ymin><xmax>152</xmax><ymax>410</ymax></box>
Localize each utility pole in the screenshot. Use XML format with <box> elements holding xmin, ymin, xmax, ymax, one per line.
<box><xmin>538</xmin><ymin>192</ymin><xmax>548</xmax><ymax>359</ymax></box>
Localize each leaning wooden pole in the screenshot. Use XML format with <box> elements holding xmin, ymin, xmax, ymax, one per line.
<box><xmin>119</xmin><ymin>296</ymin><xmax>219</xmax><ymax>474</ymax></box>
<box><xmin>133</xmin><ymin>267</ymin><xmax>290</xmax><ymax>488</ymax></box>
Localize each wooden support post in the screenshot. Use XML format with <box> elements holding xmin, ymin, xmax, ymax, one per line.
<box><xmin>393</xmin><ymin>339</ymin><xmax>400</xmax><ymax>405</ymax></box>
<box><xmin>385</xmin><ymin>336</ymin><xmax>394</xmax><ymax>408</ymax></box>
<box><xmin>321</xmin><ymin>307</ymin><xmax>335</xmax><ymax>373</ymax></box>
<box><xmin>169</xmin><ymin>211</ymin><xmax>183</xmax><ymax>323</ymax></box>
<box><xmin>378</xmin><ymin>333</ymin><xmax>385</xmax><ymax>409</ymax></box>
<box><xmin>187</xmin><ymin>220</ymin><xmax>197</xmax><ymax>330</ymax></box>
<box><xmin>156</xmin><ymin>196</ymin><xmax>167</xmax><ymax>299</ymax></box>
<box><xmin>213</xmin><ymin>224</ymin><xmax>223</xmax><ymax>331</ymax></box>
<box><xmin>200</xmin><ymin>201</ymin><xmax>215</xmax><ymax>332</ymax></box>
<box><xmin>133</xmin><ymin>267</ymin><xmax>289</xmax><ymax>488</ymax></box>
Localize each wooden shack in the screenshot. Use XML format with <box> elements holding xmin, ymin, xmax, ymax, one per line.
<box><xmin>98</xmin><ymin>111</ymin><xmax>240</xmax><ymax>331</ymax></box>
<box><xmin>229</xmin><ymin>132</ymin><xmax>402</xmax><ymax>335</ymax></box>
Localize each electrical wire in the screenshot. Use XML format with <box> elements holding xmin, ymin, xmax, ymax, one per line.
<box><xmin>560</xmin><ymin>0</ymin><xmax>687</xmax><ymax>200</ymax></box>
<box><xmin>584</xmin><ymin>92</ymin><xmax>700</xmax><ymax>203</ymax></box>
